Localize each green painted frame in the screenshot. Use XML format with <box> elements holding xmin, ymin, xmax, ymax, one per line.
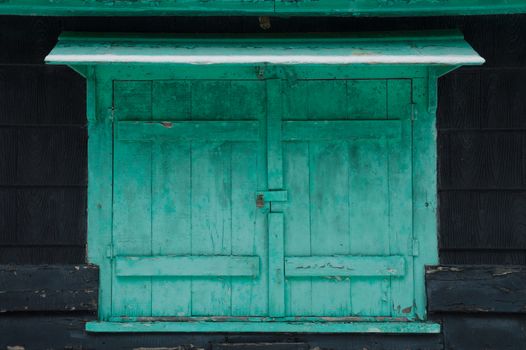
<box><xmin>1</xmin><ymin>0</ymin><xmax>526</xmax><ymax>16</ymax></box>
<box><xmin>45</xmin><ymin>33</ymin><xmax>483</xmax><ymax>331</ymax></box>
<box><xmin>76</xmin><ymin>64</ymin><xmax>445</xmax><ymax>333</ymax></box>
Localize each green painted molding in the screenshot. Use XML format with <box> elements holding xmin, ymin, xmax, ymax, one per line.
<box><xmin>0</xmin><ymin>0</ymin><xmax>525</xmax><ymax>16</ymax></box>
<box><xmin>86</xmin><ymin>321</ymin><xmax>441</xmax><ymax>333</ymax></box>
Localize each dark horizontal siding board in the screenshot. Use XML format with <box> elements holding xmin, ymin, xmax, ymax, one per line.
<box><xmin>439</xmin><ymin>191</ymin><xmax>526</xmax><ymax>249</ymax></box>
<box><xmin>0</xmin><ymin>65</ymin><xmax>85</xmax><ymax>126</ymax></box>
<box><xmin>438</xmin><ymin>68</ymin><xmax>526</xmax><ymax>130</ymax></box>
<box><xmin>0</xmin><ymin>246</ymin><xmax>86</xmax><ymax>264</ymax></box>
<box><xmin>438</xmin><ymin>131</ymin><xmax>526</xmax><ymax>190</ymax></box>
<box><xmin>426</xmin><ymin>265</ymin><xmax>526</xmax><ymax>313</ymax></box>
<box><xmin>0</xmin><ymin>264</ymin><xmax>98</xmax><ymax>312</ymax></box>
<box><xmin>0</xmin><ymin>188</ymin><xmax>86</xmax><ymax>246</ymax></box>
<box><xmin>0</xmin><ymin>127</ymin><xmax>87</xmax><ymax>186</ymax></box>
<box><xmin>440</xmin><ymin>250</ymin><xmax>526</xmax><ymax>265</ymax></box>
<box><xmin>0</xmin><ymin>315</ymin><xmax>443</xmax><ymax>350</ymax></box>
<box><xmin>442</xmin><ymin>315</ymin><xmax>526</xmax><ymax>350</ymax></box>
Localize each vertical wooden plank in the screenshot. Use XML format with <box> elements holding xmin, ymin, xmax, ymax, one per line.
<box><xmin>112</xmin><ymin>80</ymin><xmax>153</xmax><ymax>317</ymax></box>
<box><xmin>86</xmin><ymin>69</ymin><xmax>113</xmax><ymax>320</ymax></box>
<box><xmin>190</xmin><ymin>80</ymin><xmax>234</xmax><ymax>316</ymax></box>
<box><xmin>191</xmin><ymin>141</ymin><xmax>232</xmax><ymax>316</ymax></box>
<box><xmin>283</xmin><ymin>142</ymin><xmax>312</xmax><ymax>316</ymax></box>
<box><xmin>268</xmin><ymin>212</ymin><xmax>285</xmax><ymax>317</ymax></box>
<box><xmin>151</xmin><ymin>81</ymin><xmax>192</xmax><ymax>316</ymax></box>
<box><xmin>230</xmin><ymin>81</ymin><xmax>267</xmax><ymax>316</ymax></box>
<box><xmin>266</xmin><ymin>79</ymin><xmax>283</xmax><ymax>190</ymax></box>
<box><xmin>388</xmin><ymin>79</ymin><xmax>415</xmax><ymax>318</ymax></box>
<box><xmin>152</xmin><ymin>80</ymin><xmax>190</xmax><ymax>120</ymax></box>
<box><xmin>309</xmin><ymin>141</ymin><xmax>351</xmax><ymax>316</ymax></box>
<box><xmin>412</xmin><ymin>75</ymin><xmax>439</xmax><ymax>320</ymax></box>
<box><xmin>347</xmin><ymin>80</ymin><xmax>388</xmax><ymax>119</ymax></box>
<box><xmin>266</xmin><ymin>78</ymin><xmax>285</xmax><ymax>316</ymax></box>
<box><xmin>151</xmin><ymin>142</ymin><xmax>192</xmax><ymax>316</ymax></box>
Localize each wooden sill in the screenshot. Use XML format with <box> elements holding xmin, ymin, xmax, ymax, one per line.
<box><xmin>86</xmin><ymin>320</ymin><xmax>441</xmax><ymax>333</ymax></box>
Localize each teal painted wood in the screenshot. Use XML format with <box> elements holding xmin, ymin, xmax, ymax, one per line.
<box><xmin>45</xmin><ymin>32</ymin><xmax>484</xmax><ymax>67</ymax></box>
<box><xmin>115</xmin><ymin>256</ymin><xmax>260</xmax><ymax>277</ymax></box>
<box><xmin>116</xmin><ymin>121</ymin><xmax>260</xmax><ymax>141</ymax></box>
<box><xmin>284</xmin><ymin>256</ymin><xmax>405</xmax><ymax>277</ymax></box>
<box><xmin>72</xmin><ymin>52</ymin><xmax>481</xmax><ymax>330</ymax></box>
<box><xmin>85</xmin><ymin>321</ymin><xmax>441</xmax><ymax>333</ymax></box>
<box><xmin>2</xmin><ymin>0</ymin><xmax>526</xmax><ymax>16</ymax></box>
<box><xmin>281</xmin><ymin>120</ymin><xmax>401</xmax><ymax>140</ymax></box>
<box><xmin>86</xmin><ymin>68</ymin><xmax>113</xmax><ymax>321</ymax></box>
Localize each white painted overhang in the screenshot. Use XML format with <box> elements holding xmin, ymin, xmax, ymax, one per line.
<box><xmin>45</xmin><ymin>31</ymin><xmax>484</xmax><ymax>66</ymax></box>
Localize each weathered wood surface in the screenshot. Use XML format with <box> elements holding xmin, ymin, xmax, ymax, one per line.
<box><xmin>0</xmin><ymin>0</ymin><xmax>526</xmax><ymax>16</ymax></box>
<box><xmin>442</xmin><ymin>315</ymin><xmax>526</xmax><ymax>350</ymax></box>
<box><xmin>426</xmin><ymin>265</ymin><xmax>526</xmax><ymax>313</ymax></box>
<box><xmin>0</xmin><ymin>265</ymin><xmax>98</xmax><ymax>312</ymax></box>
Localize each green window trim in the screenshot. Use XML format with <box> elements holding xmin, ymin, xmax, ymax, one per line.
<box><xmin>86</xmin><ymin>321</ymin><xmax>441</xmax><ymax>333</ymax></box>
<box><xmin>1</xmin><ymin>0</ymin><xmax>526</xmax><ymax>16</ymax></box>
<box><xmin>46</xmin><ymin>31</ymin><xmax>483</xmax><ymax>334</ymax></box>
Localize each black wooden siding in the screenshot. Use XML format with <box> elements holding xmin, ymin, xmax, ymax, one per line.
<box><xmin>0</xmin><ymin>14</ymin><xmax>525</xmax><ymax>349</ymax></box>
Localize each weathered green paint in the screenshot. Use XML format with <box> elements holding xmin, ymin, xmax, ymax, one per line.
<box><xmin>46</xmin><ymin>32</ymin><xmax>483</xmax><ymax>333</ymax></box>
<box><xmin>115</xmin><ymin>256</ymin><xmax>260</xmax><ymax>277</ymax></box>
<box><xmin>85</xmin><ymin>320</ymin><xmax>441</xmax><ymax>333</ymax></box>
<box><xmin>284</xmin><ymin>256</ymin><xmax>406</xmax><ymax>277</ymax></box>
<box><xmin>1</xmin><ymin>0</ymin><xmax>526</xmax><ymax>16</ymax></box>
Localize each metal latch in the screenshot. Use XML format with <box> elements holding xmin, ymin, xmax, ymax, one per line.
<box><xmin>255</xmin><ymin>190</ymin><xmax>288</xmax><ymax>211</ymax></box>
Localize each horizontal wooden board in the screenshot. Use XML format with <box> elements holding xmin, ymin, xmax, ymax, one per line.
<box><xmin>0</xmin><ymin>65</ymin><xmax>85</xmax><ymax>125</ymax></box>
<box><xmin>427</xmin><ymin>265</ymin><xmax>526</xmax><ymax>313</ymax></box>
<box><xmin>0</xmin><ymin>314</ymin><xmax>445</xmax><ymax>349</ymax></box>
<box><xmin>1</xmin><ymin>0</ymin><xmax>526</xmax><ymax>16</ymax></box>
<box><xmin>115</xmin><ymin>256</ymin><xmax>260</xmax><ymax>277</ymax></box>
<box><xmin>442</xmin><ymin>315</ymin><xmax>526</xmax><ymax>350</ymax></box>
<box><xmin>86</xmin><ymin>321</ymin><xmax>440</xmax><ymax>333</ymax></box>
<box><xmin>282</xmin><ymin>120</ymin><xmax>401</xmax><ymax>141</ymax></box>
<box><xmin>0</xmin><ymin>246</ymin><xmax>86</xmax><ymax>264</ymax></box>
<box><xmin>0</xmin><ymin>188</ymin><xmax>86</xmax><ymax>246</ymax></box>
<box><xmin>439</xmin><ymin>191</ymin><xmax>526</xmax><ymax>249</ymax></box>
<box><xmin>0</xmin><ymin>264</ymin><xmax>97</xmax><ymax>312</ymax></box>
<box><xmin>0</xmin><ymin>127</ymin><xmax>86</xmax><ymax>186</ymax></box>
<box><xmin>438</xmin><ymin>131</ymin><xmax>526</xmax><ymax>190</ymax></box>
<box><xmin>440</xmin><ymin>250</ymin><xmax>526</xmax><ymax>265</ymax></box>
<box><xmin>117</xmin><ymin>121</ymin><xmax>260</xmax><ymax>142</ymax></box>
<box><xmin>285</xmin><ymin>256</ymin><xmax>405</xmax><ymax>277</ymax></box>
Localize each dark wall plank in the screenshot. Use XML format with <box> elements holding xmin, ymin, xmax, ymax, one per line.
<box><xmin>0</xmin><ymin>127</ymin><xmax>86</xmax><ymax>186</ymax></box>
<box><xmin>0</xmin><ymin>188</ymin><xmax>86</xmax><ymax>246</ymax></box>
<box><xmin>0</xmin><ymin>264</ymin><xmax>97</xmax><ymax>312</ymax></box>
<box><xmin>0</xmin><ymin>246</ymin><xmax>85</xmax><ymax>264</ymax></box>
<box><xmin>438</xmin><ymin>131</ymin><xmax>526</xmax><ymax>190</ymax></box>
<box><xmin>440</xmin><ymin>250</ymin><xmax>526</xmax><ymax>265</ymax></box>
<box><xmin>0</xmin><ymin>314</ymin><xmax>443</xmax><ymax>350</ymax></box>
<box><xmin>427</xmin><ymin>265</ymin><xmax>526</xmax><ymax>313</ymax></box>
<box><xmin>0</xmin><ymin>65</ymin><xmax>85</xmax><ymax>126</ymax></box>
<box><xmin>442</xmin><ymin>315</ymin><xmax>526</xmax><ymax>350</ymax></box>
<box><xmin>439</xmin><ymin>191</ymin><xmax>526</xmax><ymax>249</ymax></box>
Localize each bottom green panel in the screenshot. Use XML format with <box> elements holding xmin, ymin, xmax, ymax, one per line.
<box><xmin>86</xmin><ymin>321</ymin><xmax>441</xmax><ymax>333</ymax></box>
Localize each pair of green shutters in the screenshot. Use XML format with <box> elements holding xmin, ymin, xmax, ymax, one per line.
<box><xmin>110</xmin><ymin>77</ymin><xmax>415</xmax><ymax>319</ymax></box>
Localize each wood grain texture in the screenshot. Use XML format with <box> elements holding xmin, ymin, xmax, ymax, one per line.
<box><xmin>0</xmin><ymin>264</ymin><xmax>97</xmax><ymax>312</ymax></box>
<box><xmin>442</xmin><ymin>315</ymin><xmax>526</xmax><ymax>350</ymax></box>
<box><xmin>427</xmin><ymin>265</ymin><xmax>526</xmax><ymax>313</ymax></box>
<box><xmin>0</xmin><ymin>188</ymin><xmax>86</xmax><ymax>246</ymax></box>
<box><xmin>439</xmin><ymin>191</ymin><xmax>526</xmax><ymax>249</ymax></box>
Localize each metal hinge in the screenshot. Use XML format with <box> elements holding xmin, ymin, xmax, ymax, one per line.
<box><xmin>411</xmin><ymin>239</ymin><xmax>420</xmax><ymax>257</ymax></box>
<box><xmin>106</xmin><ymin>244</ymin><xmax>114</xmax><ymax>259</ymax></box>
<box><xmin>410</xmin><ymin>103</ymin><xmax>416</xmax><ymax>121</ymax></box>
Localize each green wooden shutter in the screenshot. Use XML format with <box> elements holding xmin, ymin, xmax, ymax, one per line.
<box><xmin>110</xmin><ymin>77</ymin><xmax>415</xmax><ymax>320</ymax></box>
